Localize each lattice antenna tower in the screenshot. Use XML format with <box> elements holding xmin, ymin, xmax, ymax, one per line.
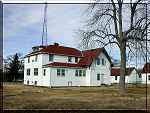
<box><xmin>41</xmin><ymin>2</ymin><xmax>48</xmax><ymax>46</ymax></box>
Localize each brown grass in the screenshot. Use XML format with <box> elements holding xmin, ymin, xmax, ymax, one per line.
<box><xmin>3</xmin><ymin>82</ymin><xmax>150</xmax><ymax>110</ymax></box>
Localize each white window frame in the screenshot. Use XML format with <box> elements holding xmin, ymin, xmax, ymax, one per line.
<box><xmin>28</xmin><ymin>57</ymin><xmax>30</xmax><ymax>63</ymax></box>
<box><xmin>102</xmin><ymin>58</ymin><xmax>106</xmax><ymax>65</ymax></box>
<box><xmin>34</xmin><ymin>81</ymin><xmax>37</xmax><ymax>85</ymax></box>
<box><xmin>115</xmin><ymin>76</ymin><xmax>118</xmax><ymax>80</ymax></box>
<box><xmin>75</xmin><ymin>70</ymin><xmax>78</xmax><ymax>76</ymax></box>
<box><xmin>75</xmin><ymin>70</ymin><xmax>86</xmax><ymax>77</ymax></box>
<box><xmin>75</xmin><ymin>57</ymin><xmax>78</xmax><ymax>63</ymax></box>
<box><xmin>97</xmin><ymin>74</ymin><xmax>100</xmax><ymax>80</ymax></box>
<box><xmin>62</xmin><ymin>69</ymin><xmax>65</xmax><ymax>76</ymax></box>
<box><xmin>96</xmin><ymin>58</ymin><xmax>100</xmax><ymax>65</ymax></box>
<box><xmin>83</xmin><ymin>70</ymin><xmax>86</xmax><ymax>76</ymax></box>
<box><xmin>27</xmin><ymin>80</ymin><xmax>29</xmax><ymax>84</ymax></box>
<box><xmin>43</xmin><ymin>69</ymin><xmax>46</xmax><ymax>76</ymax></box>
<box><xmin>57</xmin><ymin>69</ymin><xmax>61</xmax><ymax>76</ymax></box>
<box><xmin>49</xmin><ymin>54</ymin><xmax>53</xmax><ymax>61</ymax></box>
<box><xmin>148</xmin><ymin>75</ymin><xmax>150</xmax><ymax>81</ymax></box>
<box><xmin>68</xmin><ymin>56</ymin><xmax>72</xmax><ymax>62</ymax></box>
<box><xmin>34</xmin><ymin>68</ymin><xmax>38</xmax><ymax>76</ymax></box>
<box><xmin>27</xmin><ymin>69</ymin><xmax>30</xmax><ymax>76</ymax></box>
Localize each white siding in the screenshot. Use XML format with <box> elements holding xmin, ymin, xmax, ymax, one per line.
<box><xmin>128</xmin><ymin>69</ymin><xmax>142</xmax><ymax>83</ymax></box>
<box><xmin>89</xmin><ymin>52</ymin><xmax>111</xmax><ymax>86</ymax></box>
<box><xmin>141</xmin><ymin>73</ymin><xmax>150</xmax><ymax>84</ymax></box>
<box><xmin>24</xmin><ymin>54</ymin><xmax>43</xmax><ymax>86</ymax></box>
<box><xmin>50</xmin><ymin>68</ymin><xmax>87</xmax><ymax>86</ymax></box>
<box><xmin>111</xmin><ymin>76</ymin><xmax>120</xmax><ymax>83</ymax></box>
<box><xmin>111</xmin><ymin>69</ymin><xmax>142</xmax><ymax>84</ymax></box>
<box><xmin>111</xmin><ymin>76</ymin><xmax>129</xmax><ymax>83</ymax></box>
<box><xmin>42</xmin><ymin>54</ymin><xmax>79</xmax><ymax>65</ymax></box>
<box><xmin>24</xmin><ymin>51</ymin><xmax>111</xmax><ymax>87</ymax></box>
<box><xmin>42</xmin><ymin>68</ymin><xmax>51</xmax><ymax>86</ymax></box>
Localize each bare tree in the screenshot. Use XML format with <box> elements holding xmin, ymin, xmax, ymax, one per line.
<box><xmin>79</xmin><ymin>0</ymin><xmax>150</xmax><ymax>91</ymax></box>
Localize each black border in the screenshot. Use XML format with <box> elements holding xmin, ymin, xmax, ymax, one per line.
<box><xmin>1</xmin><ymin>1</ymin><xmax>149</xmax><ymax>113</ymax></box>
<box><xmin>0</xmin><ymin>1</ymin><xmax>3</xmax><ymax>113</ymax></box>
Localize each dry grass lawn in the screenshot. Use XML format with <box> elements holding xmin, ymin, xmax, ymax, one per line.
<box><xmin>3</xmin><ymin>82</ymin><xmax>150</xmax><ymax>110</ymax></box>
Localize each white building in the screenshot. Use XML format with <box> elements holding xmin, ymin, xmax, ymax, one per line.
<box><xmin>111</xmin><ymin>67</ymin><xmax>142</xmax><ymax>84</ymax></box>
<box><xmin>24</xmin><ymin>43</ymin><xmax>112</xmax><ymax>87</ymax></box>
<box><xmin>141</xmin><ymin>63</ymin><xmax>150</xmax><ymax>84</ymax></box>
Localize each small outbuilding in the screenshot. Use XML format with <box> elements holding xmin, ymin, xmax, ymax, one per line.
<box><xmin>111</xmin><ymin>67</ymin><xmax>142</xmax><ymax>84</ymax></box>
<box><xmin>141</xmin><ymin>63</ymin><xmax>150</xmax><ymax>84</ymax></box>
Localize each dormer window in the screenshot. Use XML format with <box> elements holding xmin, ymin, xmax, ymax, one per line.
<box><xmin>49</xmin><ymin>55</ymin><xmax>53</xmax><ymax>61</ymax></box>
<box><xmin>68</xmin><ymin>56</ymin><xmax>72</xmax><ymax>62</ymax></box>
<box><xmin>75</xmin><ymin>57</ymin><xmax>78</xmax><ymax>63</ymax></box>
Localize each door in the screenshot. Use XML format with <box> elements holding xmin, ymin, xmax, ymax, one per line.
<box><xmin>68</xmin><ymin>81</ymin><xmax>72</xmax><ymax>86</ymax></box>
<box><xmin>97</xmin><ymin>74</ymin><xmax>101</xmax><ymax>85</ymax></box>
<box><xmin>101</xmin><ymin>74</ymin><xmax>104</xmax><ymax>84</ymax></box>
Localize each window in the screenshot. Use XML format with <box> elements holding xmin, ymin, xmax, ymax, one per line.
<box><xmin>79</xmin><ymin>70</ymin><xmax>82</xmax><ymax>76</ymax></box>
<box><xmin>27</xmin><ymin>80</ymin><xmax>29</xmax><ymax>85</ymax></box>
<box><xmin>148</xmin><ymin>75</ymin><xmax>150</xmax><ymax>80</ymax></box>
<box><xmin>75</xmin><ymin>57</ymin><xmax>78</xmax><ymax>63</ymax></box>
<box><xmin>139</xmin><ymin>74</ymin><xmax>141</xmax><ymax>78</ymax></box>
<box><xmin>57</xmin><ymin>69</ymin><xmax>65</xmax><ymax>76</ymax></box>
<box><xmin>83</xmin><ymin>70</ymin><xmax>86</xmax><ymax>76</ymax></box>
<box><xmin>43</xmin><ymin>69</ymin><xmax>46</xmax><ymax>76</ymax></box>
<box><xmin>96</xmin><ymin>58</ymin><xmax>100</xmax><ymax>65</ymax></box>
<box><xmin>34</xmin><ymin>68</ymin><xmax>38</xmax><ymax>76</ymax></box>
<box><xmin>68</xmin><ymin>56</ymin><xmax>72</xmax><ymax>62</ymax></box>
<box><xmin>28</xmin><ymin>57</ymin><xmax>30</xmax><ymax>63</ymax></box>
<box><xmin>97</xmin><ymin>74</ymin><xmax>100</xmax><ymax>80</ymax></box>
<box><xmin>34</xmin><ymin>81</ymin><xmax>37</xmax><ymax>85</ymax></box>
<box><xmin>75</xmin><ymin>70</ymin><xmax>86</xmax><ymax>77</ymax></box>
<box><xmin>102</xmin><ymin>58</ymin><xmax>105</xmax><ymax>65</ymax></box>
<box><xmin>75</xmin><ymin>70</ymin><xmax>78</xmax><ymax>76</ymax></box>
<box><xmin>27</xmin><ymin>69</ymin><xmax>30</xmax><ymax>76</ymax></box>
<box><xmin>62</xmin><ymin>69</ymin><xmax>65</xmax><ymax>76</ymax></box>
<box><xmin>57</xmin><ymin>69</ymin><xmax>61</xmax><ymax>76</ymax></box>
<box><xmin>115</xmin><ymin>76</ymin><xmax>118</xmax><ymax>80</ymax></box>
<box><xmin>49</xmin><ymin>55</ymin><xmax>53</xmax><ymax>61</ymax></box>
<box><xmin>35</xmin><ymin>55</ymin><xmax>38</xmax><ymax>62</ymax></box>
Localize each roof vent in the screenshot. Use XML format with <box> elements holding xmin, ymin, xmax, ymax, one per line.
<box><xmin>54</xmin><ymin>43</ymin><xmax>59</xmax><ymax>46</ymax></box>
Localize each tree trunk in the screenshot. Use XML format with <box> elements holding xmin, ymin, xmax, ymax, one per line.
<box><xmin>119</xmin><ymin>42</ymin><xmax>126</xmax><ymax>92</ymax></box>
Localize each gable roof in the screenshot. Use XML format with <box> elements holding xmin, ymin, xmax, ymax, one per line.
<box><xmin>78</xmin><ymin>48</ymin><xmax>111</xmax><ymax>67</ymax></box>
<box><xmin>25</xmin><ymin>43</ymin><xmax>112</xmax><ymax>68</ymax></box>
<box><xmin>142</xmin><ymin>63</ymin><xmax>150</xmax><ymax>73</ymax></box>
<box><xmin>26</xmin><ymin>44</ymin><xmax>82</xmax><ymax>57</ymax></box>
<box><xmin>40</xmin><ymin>45</ymin><xmax>111</xmax><ymax>68</ymax></box>
<box><xmin>111</xmin><ymin>67</ymin><xmax>135</xmax><ymax>76</ymax></box>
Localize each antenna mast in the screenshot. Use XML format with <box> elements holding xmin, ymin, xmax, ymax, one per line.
<box><xmin>41</xmin><ymin>2</ymin><xmax>48</xmax><ymax>46</ymax></box>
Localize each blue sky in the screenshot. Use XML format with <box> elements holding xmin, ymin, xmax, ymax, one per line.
<box><xmin>3</xmin><ymin>2</ymin><xmax>120</xmax><ymax>60</ymax></box>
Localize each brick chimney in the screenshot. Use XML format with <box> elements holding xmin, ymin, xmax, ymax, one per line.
<box><xmin>54</xmin><ymin>43</ymin><xmax>59</xmax><ymax>46</ymax></box>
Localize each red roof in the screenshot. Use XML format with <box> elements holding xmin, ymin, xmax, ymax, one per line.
<box><xmin>43</xmin><ymin>47</ymin><xmax>111</xmax><ymax>68</ymax></box>
<box><xmin>78</xmin><ymin>48</ymin><xmax>102</xmax><ymax>66</ymax></box>
<box><xmin>27</xmin><ymin>44</ymin><xmax>82</xmax><ymax>57</ymax></box>
<box><xmin>111</xmin><ymin>67</ymin><xmax>135</xmax><ymax>76</ymax></box>
<box><xmin>142</xmin><ymin>63</ymin><xmax>150</xmax><ymax>73</ymax></box>
<box><xmin>44</xmin><ymin>62</ymin><xmax>85</xmax><ymax>68</ymax></box>
<box><xmin>26</xmin><ymin>43</ymin><xmax>111</xmax><ymax>68</ymax></box>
